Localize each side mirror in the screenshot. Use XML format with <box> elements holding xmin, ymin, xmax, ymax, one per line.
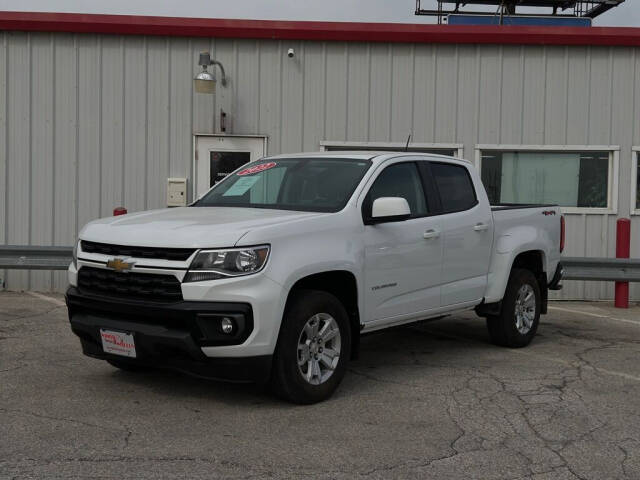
<box><xmin>369</xmin><ymin>197</ymin><xmax>411</xmax><ymax>224</ymax></box>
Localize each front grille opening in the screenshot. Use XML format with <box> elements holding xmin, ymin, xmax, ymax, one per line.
<box><xmin>81</xmin><ymin>240</ymin><xmax>196</xmax><ymax>262</ymax></box>
<box><xmin>77</xmin><ymin>266</ymin><xmax>183</xmax><ymax>303</ymax></box>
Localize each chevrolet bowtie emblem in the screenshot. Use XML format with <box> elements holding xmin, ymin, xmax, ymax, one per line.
<box><xmin>106</xmin><ymin>258</ymin><xmax>134</xmax><ymax>273</ymax></box>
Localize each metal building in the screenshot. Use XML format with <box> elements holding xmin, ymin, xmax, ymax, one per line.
<box><xmin>0</xmin><ymin>12</ymin><xmax>639</xmax><ymax>300</ymax></box>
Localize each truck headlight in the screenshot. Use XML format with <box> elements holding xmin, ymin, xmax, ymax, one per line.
<box><xmin>184</xmin><ymin>245</ymin><xmax>270</xmax><ymax>282</ymax></box>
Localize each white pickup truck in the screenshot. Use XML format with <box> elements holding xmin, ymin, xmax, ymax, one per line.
<box><xmin>66</xmin><ymin>152</ymin><xmax>563</xmax><ymax>403</ymax></box>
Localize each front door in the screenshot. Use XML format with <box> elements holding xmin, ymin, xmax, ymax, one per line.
<box><xmin>362</xmin><ymin>161</ymin><xmax>443</xmax><ymax>325</ymax></box>
<box><xmin>195</xmin><ymin>135</ymin><xmax>266</xmax><ymax>198</ymax></box>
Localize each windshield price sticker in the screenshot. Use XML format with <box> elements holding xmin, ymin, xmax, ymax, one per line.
<box><xmin>237</xmin><ymin>162</ymin><xmax>277</xmax><ymax>176</ymax></box>
<box><xmin>223</xmin><ymin>176</ymin><xmax>261</xmax><ymax>196</ymax></box>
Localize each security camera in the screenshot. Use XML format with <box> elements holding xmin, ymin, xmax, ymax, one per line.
<box><xmin>287</xmin><ymin>48</ymin><xmax>295</xmax><ymax>58</ymax></box>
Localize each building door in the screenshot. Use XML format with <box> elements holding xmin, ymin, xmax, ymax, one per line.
<box><xmin>194</xmin><ymin>135</ymin><xmax>266</xmax><ymax>199</ymax></box>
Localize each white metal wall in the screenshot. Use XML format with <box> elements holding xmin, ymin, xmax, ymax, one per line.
<box><xmin>1</xmin><ymin>31</ymin><xmax>639</xmax><ymax>299</ymax></box>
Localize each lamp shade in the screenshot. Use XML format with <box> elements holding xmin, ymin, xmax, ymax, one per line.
<box><xmin>194</xmin><ymin>70</ymin><xmax>216</xmax><ymax>94</ymax></box>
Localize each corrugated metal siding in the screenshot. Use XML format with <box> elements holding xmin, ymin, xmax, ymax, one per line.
<box><xmin>0</xmin><ymin>31</ymin><xmax>639</xmax><ymax>298</ymax></box>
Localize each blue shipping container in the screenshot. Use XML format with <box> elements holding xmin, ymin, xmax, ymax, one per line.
<box><xmin>447</xmin><ymin>14</ymin><xmax>592</xmax><ymax>27</ymax></box>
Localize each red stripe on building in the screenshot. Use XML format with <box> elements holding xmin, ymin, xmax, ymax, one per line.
<box><xmin>0</xmin><ymin>11</ymin><xmax>639</xmax><ymax>46</ymax></box>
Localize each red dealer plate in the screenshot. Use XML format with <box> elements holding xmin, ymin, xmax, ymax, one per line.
<box><xmin>100</xmin><ymin>329</ymin><xmax>137</xmax><ymax>358</ymax></box>
<box><xmin>237</xmin><ymin>162</ymin><xmax>277</xmax><ymax>176</ymax></box>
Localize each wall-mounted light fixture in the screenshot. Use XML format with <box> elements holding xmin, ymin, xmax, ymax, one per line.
<box><xmin>194</xmin><ymin>52</ymin><xmax>228</xmax><ymax>94</ymax></box>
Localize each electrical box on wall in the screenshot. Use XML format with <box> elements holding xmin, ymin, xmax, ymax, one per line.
<box><xmin>167</xmin><ymin>178</ymin><xmax>188</xmax><ymax>207</ymax></box>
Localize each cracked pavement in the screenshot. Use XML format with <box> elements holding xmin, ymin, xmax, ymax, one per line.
<box><xmin>1</xmin><ymin>292</ymin><xmax>640</xmax><ymax>479</ymax></box>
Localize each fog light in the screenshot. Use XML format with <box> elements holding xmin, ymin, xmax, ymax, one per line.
<box><xmin>220</xmin><ymin>317</ymin><xmax>234</xmax><ymax>334</ymax></box>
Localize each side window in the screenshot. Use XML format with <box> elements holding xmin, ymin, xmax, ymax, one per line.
<box><xmin>431</xmin><ymin>163</ymin><xmax>477</xmax><ymax>213</ymax></box>
<box><xmin>364</xmin><ymin>163</ymin><xmax>428</xmax><ymax>218</ymax></box>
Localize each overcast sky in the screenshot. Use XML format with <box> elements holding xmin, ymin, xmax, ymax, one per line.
<box><xmin>0</xmin><ymin>0</ymin><xmax>638</xmax><ymax>26</ymax></box>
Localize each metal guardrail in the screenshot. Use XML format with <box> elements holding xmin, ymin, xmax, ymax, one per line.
<box><xmin>561</xmin><ymin>257</ymin><xmax>640</xmax><ymax>282</ymax></box>
<box><xmin>0</xmin><ymin>246</ymin><xmax>639</xmax><ymax>283</ymax></box>
<box><xmin>0</xmin><ymin>246</ymin><xmax>73</xmax><ymax>270</ymax></box>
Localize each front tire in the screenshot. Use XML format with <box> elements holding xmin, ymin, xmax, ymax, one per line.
<box><xmin>487</xmin><ymin>268</ymin><xmax>540</xmax><ymax>348</ymax></box>
<box><xmin>271</xmin><ymin>290</ymin><xmax>351</xmax><ymax>404</ymax></box>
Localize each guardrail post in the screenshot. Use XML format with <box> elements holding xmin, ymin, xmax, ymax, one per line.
<box><xmin>615</xmin><ymin>218</ymin><xmax>631</xmax><ymax>309</ymax></box>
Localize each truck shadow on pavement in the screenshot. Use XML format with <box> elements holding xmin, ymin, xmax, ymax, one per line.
<box><xmin>103</xmin><ymin>316</ymin><xmax>517</xmax><ymax>404</ymax></box>
<box><xmin>102</xmin><ymin>310</ymin><xmax>638</xmax><ymax>404</ymax></box>
<box><xmin>100</xmin><ymin>316</ymin><xmax>493</xmax><ymax>404</ymax></box>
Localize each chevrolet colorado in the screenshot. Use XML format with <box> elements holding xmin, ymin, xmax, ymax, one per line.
<box><xmin>66</xmin><ymin>152</ymin><xmax>563</xmax><ymax>403</ymax></box>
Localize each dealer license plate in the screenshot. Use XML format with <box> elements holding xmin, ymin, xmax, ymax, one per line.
<box><xmin>100</xmin><ymin>329</ymin><xmax>137</xmax><ymax>358</ymax></box>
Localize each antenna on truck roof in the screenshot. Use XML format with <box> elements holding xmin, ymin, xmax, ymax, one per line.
<box><xmin>405</xmin><ymin>133</ymin><xmax>412</xmax><ymax>152</ymax></box>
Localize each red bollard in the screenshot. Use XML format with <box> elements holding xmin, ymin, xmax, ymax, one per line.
<box><xmin>614</xmin><ymin>218</ymin><xmax>631</xmax><ymax>309</ymax></box>
<box><xmin>113</xmin><ymin>207</ymin><xmax>128</xmax><ymax>216</ymax></box>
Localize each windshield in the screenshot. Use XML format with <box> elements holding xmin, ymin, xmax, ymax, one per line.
<box><xmin>195</xmin><ymin>157</ymin><xmax>372</xmax><ymax>212</ymax></box>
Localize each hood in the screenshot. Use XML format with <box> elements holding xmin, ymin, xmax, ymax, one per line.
<box><xmin>79</xmin><ymin>207</ymin><xmax>323</xmax><ymax>248</ymax></box>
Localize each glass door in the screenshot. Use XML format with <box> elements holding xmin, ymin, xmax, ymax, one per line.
<box><xmin>209</xmin><ymin>151</ymin><xmax>252</xmax><ymax>187</ymax></box>
<box><xmin>194</xmin><ymin>135</ymin><xmax>266</xmax><ymax>199</ymax></box>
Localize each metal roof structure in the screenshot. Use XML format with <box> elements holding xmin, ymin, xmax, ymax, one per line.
<box><xmin>0</xmin><ymin>11</ymin><xmax>639</xmax><ymax>46</ymax></box>
<box><xmin>416</xmin><ymin>0</ymin><xmax>626</xmax><ymax>23</ymax></box>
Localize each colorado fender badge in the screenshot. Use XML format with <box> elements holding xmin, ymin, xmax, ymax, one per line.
<box><xmin>237</xmin><ymin>162</ymin><xmax>277</xmax><ymax>176</ymax></box>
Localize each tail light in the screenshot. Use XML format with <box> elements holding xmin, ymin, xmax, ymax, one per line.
<box><xmin>560</xmin><ymin>215</ymin><xmax>565</xmax><ymax>253</ymax></box>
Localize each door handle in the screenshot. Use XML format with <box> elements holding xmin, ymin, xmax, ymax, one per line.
<box><xmin>423</xmin><ymin>229</ymin><xmax>440</xmax><ymax>240</ymax></box>
<box><xmin>474</xmin><ymin>223</ymin><xmax>489</xmax><ymax>232</ymax></box>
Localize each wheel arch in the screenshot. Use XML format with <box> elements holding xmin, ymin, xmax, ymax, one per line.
<box><xmin>479</xmin><ymin>248</ymin><xmax>549</xmax><ymax>316</ymax></box>
<box><xmin>511</xmin><ymin>250</ymin><xmax>548</xmax><ymax>314</ymax></box>
<box><xmin>511</xmin><ymin>249</ymin><xmax>546</xmax><ymax>273</ymax></box>
<box><xmin>283</xmin><ymin>270</ymin><xmax>361</xmax><ymax>359</ymax></box>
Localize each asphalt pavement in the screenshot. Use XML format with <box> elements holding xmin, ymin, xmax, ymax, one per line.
<box><xmin>1</xmin><ymin>291</ymin><xmax>640</xmax><ymax>479</ymax></box>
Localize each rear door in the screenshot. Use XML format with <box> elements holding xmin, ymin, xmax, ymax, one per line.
<box><xmin>427</xmin><ymin>161</ymin><xmax>493</xmax><ymax>306</ymax></box>
<box><xmin>362</xmin><ymin>160</ymin><xmax>443</xmax><ymax>323</ymax></box>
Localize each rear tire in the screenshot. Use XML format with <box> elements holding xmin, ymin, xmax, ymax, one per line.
<box><xmin>487</xmin><ymin>268</ymin><xmax>540</xmax><ymax>348</ymax></box>
<box><xmin>271</xmin><ymin>290</ymin><xmax>351</xmax><ymax>404</ymax></box>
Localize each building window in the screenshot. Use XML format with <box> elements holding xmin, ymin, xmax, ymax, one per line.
<box><xmin>637</xmin><ymin>154</ymin><xmax>640</xmax><ymax>211</ymax></box>
<box><xmin>320</xmin><ymin>141</ymin><xmax>463</xmax><ymax>158</ymax></box>
<box><xmin>479</xmin><ymin>150</ymin><xmax>614</xmax><ymax>211</ymax></box>
<box><xmin>633</xmin><ymin>150</ymin><xmax>640</xmax><ymax>214</ymax></box>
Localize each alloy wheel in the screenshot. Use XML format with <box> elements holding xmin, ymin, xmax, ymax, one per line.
<box><xmin>514</xmin><ymin>284</ymin><xmax>536</xmax><ymax>334</ymax></box>
<box><xmin>297</xmin><ymin>313</ymin><xmax>341</xmax><ymax>385</ymax></box>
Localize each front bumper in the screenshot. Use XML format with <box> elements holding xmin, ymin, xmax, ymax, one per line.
<box><xmin>66</xmin><ymin>287</ymin><xmax>272</xmax><ymax>383</ymax></box>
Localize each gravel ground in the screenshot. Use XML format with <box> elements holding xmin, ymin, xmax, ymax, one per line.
<box><xmin>1</xmin><ymin>291</ymin><xmax>640</xmax><ymax>479</ymax></box>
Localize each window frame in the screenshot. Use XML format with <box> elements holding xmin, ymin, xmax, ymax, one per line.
<box><xmin>474</xmin><ymin>145</ymin><xmax>619</xmax><ymax>215</ymax></box>
<box><xmin>320</xmin><ymin>140</ymin><xmax>464</xmax><ymax>159</ymax></box>
<box><xmin>361</xmin><ymin>161</ymin><xmax>433</xmax><ymax>225</ymax></box>
<box><xmin>426</xmin><ymin>161</ymin><xmax>479</xmax><ymax>215</ymax></box>
<box><xmin>632</xmin><ymin>147</ymin><xmax>640</xmax><ymax>216</ymax></box>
